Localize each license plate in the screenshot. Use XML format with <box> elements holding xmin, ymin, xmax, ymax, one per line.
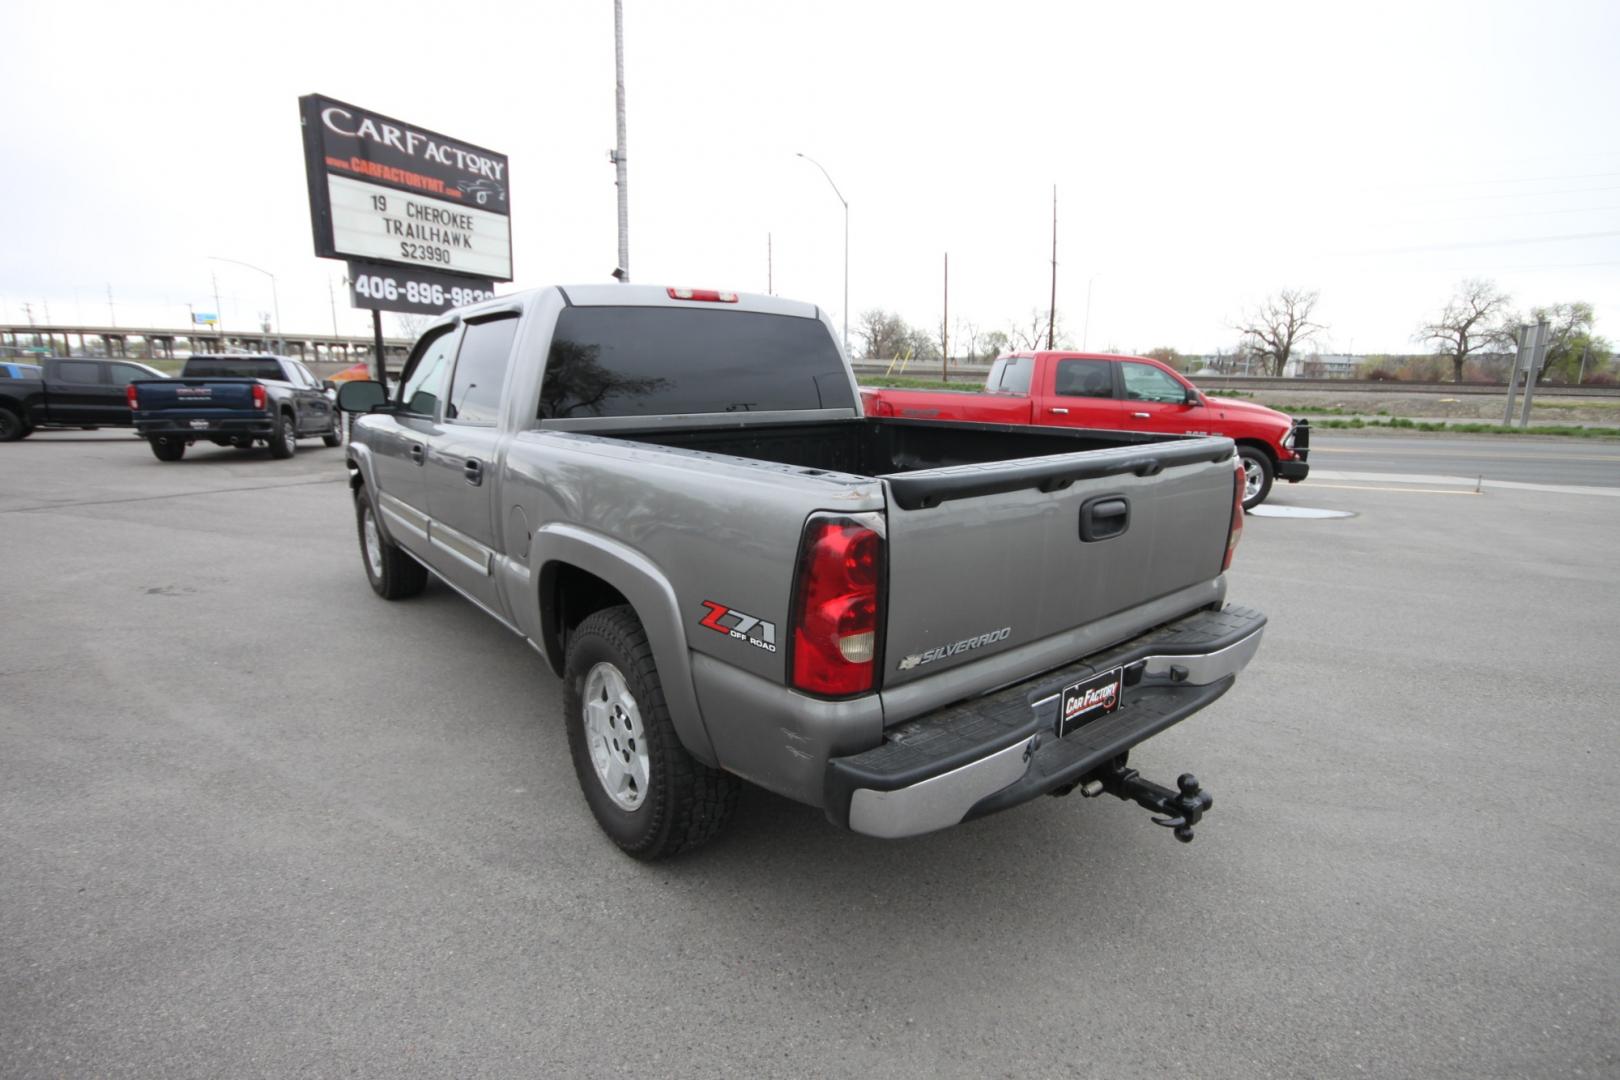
<box><xmin>1057</xmin><ymin>666</ymin><xmax>1123</xmax><ymax>737</ymax></box>
<box><xmin>189</xmin><ymin>419</ymin><xmax>210</xmax><ymax>429</ymax></box>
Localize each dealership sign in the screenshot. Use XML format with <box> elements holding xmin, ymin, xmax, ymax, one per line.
<box><xmin>298</xmin><ymin>94</ymin><xmax>513</xmax><ymax>288</ymax></box>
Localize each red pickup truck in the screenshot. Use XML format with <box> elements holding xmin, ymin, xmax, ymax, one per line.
<box><xmin>861</xmin><ymin>352</ymin><xmax>1309</xmax><ymax>508</ymax></box>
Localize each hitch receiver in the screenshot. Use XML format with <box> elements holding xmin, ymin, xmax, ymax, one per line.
<box><xmin>1091</xmin><ymin>763</ymin><xmax>1213</xmax><ymax>843</ymax></box>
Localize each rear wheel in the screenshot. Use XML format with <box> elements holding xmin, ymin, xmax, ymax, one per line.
<box><xmin>149</xmin><ymin>435</ymin><xmax>186</xmax><ymax>462</ymax></box>
<box><xmin>564</xmin><ymin>605</ymin><xmax>740</xmax><ymax>860</ymax></box>
<box><xmin>355</xmin><ymin>490</ymin><xmax>427</xmax><ymax>599</ymax></box>
<box><xmin>0</xmin><ymin>407</ymin><xmax>26</xmax><ymax>442</ymax></box>
<box><xmin>269</xmin><ymin>411</ymin><xmax>297</xmax><ymax>459</ymax></box>
<box><xmin>1238</xmin><ymin>446</ymin><xmax>1274</xmax><ymax>510</ymax></box>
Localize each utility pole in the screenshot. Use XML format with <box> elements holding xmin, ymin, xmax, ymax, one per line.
<box><xmin>22</xmin><ymin>302</ymin><xmax>34</xmax><ymax>328</ymax></box>
<box><xmin>106</xmin><ymin>283</ymin><xmax>116</xmax><ymax>328</ymax></box>
<box><xmin>211</xmin><ymin>271</ymin><xmax>224</xmax><ymax>339</ymax></box>
<box><xmin>1047</xmin><ymin>185</ymin><xmax>1057</xmax><ymax>350</ymax></box>
<box><xmin>1577</xmin><ymin>341</ymin><xmax>1590</xmax><ymax>385</ymax></box>
<box><xmin>767</xmin><ymin>233</ymin><xmax>773</xmax><ymax>295</ymax></box>
<box><xmin>611</xmin><ymin>0</ymin><xmax>630</xmax><ymax>281</ymax></box>
<box><xmin>328</xmin><ymin>277</ymin><xmax>339</xmax><ymax>337</ymax></box>
<box><xmin>941</xmin><ymin>252</ymin><xmax>949</xmax><ymax>382</ymax></box>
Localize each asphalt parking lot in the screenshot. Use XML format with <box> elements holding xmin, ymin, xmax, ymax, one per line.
<box><xmin>3</xmin><ymin>430</ymin><xmax>1618</xmax><ymax>1079</ymax></box>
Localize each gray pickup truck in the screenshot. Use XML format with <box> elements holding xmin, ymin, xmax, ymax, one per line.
<box><xmin>338</xmin><ymin>285</ymin><xmax>1264</xmax><ymax>859</ymax></box>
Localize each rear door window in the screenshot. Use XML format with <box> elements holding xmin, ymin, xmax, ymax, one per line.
<box><xmin>1052</xmin><ymin>359</ymin><xmax>1115</xmax><ymax>398</ymax></box>
<box><xmin>538</xmin><ymin>307</ymin><xmax>853</xmax><ymax>419</ymax></box>
<box><xmin>54</xmin><ymin>360</ymin><xmax>105</xmax><ymax>384</ymax></box>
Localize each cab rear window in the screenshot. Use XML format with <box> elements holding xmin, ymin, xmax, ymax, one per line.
<box><xmin>538</xmin><ymin>307</ymin><xmax>853</xmax><ymax>419</ymax></box>
<box><xmin>182</xmin><ymin>358</ymin><xmax>285</xmax><ymax>380</ymax></box>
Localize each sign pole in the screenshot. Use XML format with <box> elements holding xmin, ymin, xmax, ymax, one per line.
<box><xmin>372</xmin><ymin>309</ymin><xmax>388</xmax><ymax>393</ymax></box>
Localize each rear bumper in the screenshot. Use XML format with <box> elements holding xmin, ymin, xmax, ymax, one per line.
<box><xmin>824</xmin><ymin>604</ymin><xmax>1265</xmax><ymax>838</ymax></box>
<box><xmin>135</xmin><ymin>413</ymin><xmax>275</xmax><ymax>438</ymax></box>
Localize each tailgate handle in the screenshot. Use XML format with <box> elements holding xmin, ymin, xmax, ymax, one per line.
<box><xmin>1079</xmin><ymin>495</ymin><xmax>1130</xmax><ymax>542</ymax></box>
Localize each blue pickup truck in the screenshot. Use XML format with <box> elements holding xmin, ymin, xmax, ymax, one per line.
<box><xmin>130</xmin><ymin>354</ymin><xmax>342</xmax><ymax>461</ymax></box>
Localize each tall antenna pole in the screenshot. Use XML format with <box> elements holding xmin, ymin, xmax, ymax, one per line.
<box><xmin>768</xmin><ymin>232</ymin><xmax>773</xmax><ymax>295</ymax></box>
<box><xmin>1047</xmin><ymin>185</ymin><xmax>1057</xmax><ymax>350</ymax></box>
<box><xmin>941</xmin><ymin>252</ymin><xmax>949</xmax><ymax>381</ymax></box>
<box><xmin>107</xmin><ymin>283</ymin><xmax>116</xmax><ymax>328</ymax></box>
<box><xmin>612</xmin><ymin>0</ymin><xmax>630</xmax><ymax>282</ymax></box>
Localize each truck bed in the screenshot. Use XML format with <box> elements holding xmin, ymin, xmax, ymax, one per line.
<box><xmin>599</xmin><ymin>416</ymin><xmax>1228</xmax><ymax>509</ymax></box>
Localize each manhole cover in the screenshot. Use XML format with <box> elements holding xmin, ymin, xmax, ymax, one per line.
<box><xmin>1248</xmin><ymin>505</ymin><xmax>1356</xmax><ymax>519</ymax></box>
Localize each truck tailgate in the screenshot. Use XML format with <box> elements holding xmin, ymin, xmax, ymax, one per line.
<box><xmin>879</xmin><ymin>438</ymin><xmax>1236</xmax><ymax>688</ymax></box>
<box><xmin>132</xmin><ymin>378</ymin><xmax>260</xmax><ymax>412</ymax></box>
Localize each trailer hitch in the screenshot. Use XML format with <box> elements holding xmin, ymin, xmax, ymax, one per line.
<box><xmin>1085</xmin><ymin>764</ymin><xmax>1213</xmax><ymax>843</ymax></box>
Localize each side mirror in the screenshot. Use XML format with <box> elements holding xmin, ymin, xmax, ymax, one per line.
<box><xmin>322</xmin><ymin>379</ymin><xmax>338</xmax><ymax>392</ymax></box>
<box><xmin>1184</xmin><ymin>387</ymin><xmax>1202</xmax><ymax>406</ymax></box>
<box><xmin>337</xmin><ymin>380</ymin><xmax>389</xmax><ymax>413</ymax></box>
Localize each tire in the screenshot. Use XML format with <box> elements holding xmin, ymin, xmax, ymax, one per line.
<box><xmin>564</xmin><ymin>605</ymin><xmax>740</xmax><ymax>860</ymax></box>
<box><xmin>269</xmin><ymin>411</ymin><xmax>297</xmax><ymax>459</ymax></box>
<box><xmin>0</xmin><ymin>407</ymin><xmax>25</xmax><ymax>442</ymax></box>
<box><xmin>322</xmin><ymin>416</ymin><xmax>343</xmax><ymax>448</ymax></box>
<box><xmin>355</xmin><ymin>489</ymin><xmax>428</xmax><ymax>600</ymax></box>
<box><xmin>1238</xmin><ymin>445</ymin><xmax>1274</xmax><ymax>510</ymax></box>
<box><xmin>149</xmin><ymin>435</ymin><xmax>186</xmax><ymax>462</ymax></box>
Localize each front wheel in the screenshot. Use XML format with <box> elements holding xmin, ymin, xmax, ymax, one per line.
<box><xmin>322</xmin><ymin>416</ymin><xmax>343</xmax><ymax>448</ymax></box>
<box><xmin>564</xmin><ymin>606</ymin><xmax>740</xmax><ymax>860</ymax></box>
<box><xmin>1238</xmin><ymin>446</ymin><xmax>1274</xmax><ymax>510</ymax></box>
<box><xmin>149</xmin><ymin>435</ymin><xmax>186</xmax><ymax>462</ymax></box>
<box><xmin>355</xmin><ymin>490</ymin><xmax>427</xmax><ymax>599</ymax></box>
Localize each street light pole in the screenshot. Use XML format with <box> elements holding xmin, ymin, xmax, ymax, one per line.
<box><xmin>208</xmin><ymin>256</ymin><xmax>281</xmax><ymax>352</ymax></box>
<box><xmin>796</xmin><ymin>152</ymin><xmax>849</xmax><ymax>356</ymax></box>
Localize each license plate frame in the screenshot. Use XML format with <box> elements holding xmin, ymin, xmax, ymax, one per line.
<box><xmin>1056</xmin><ymin>666</ymin><xmax>1124</xmax><ymax>738</ymax></box>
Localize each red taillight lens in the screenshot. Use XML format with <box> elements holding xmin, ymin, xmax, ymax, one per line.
<box><xmin>790</xmin><ymin>515</ymin><xmax>884</xmax><ymax>697</ymax></box>
<box><xmin>1223</xmin><ymin>459</ymin><xmax>1245</xmax><ymax>570</ymax></box>
<box><xmin>251</xmin><ymin>384</ymin><xmax>267</xmax><ymax>410</ymax></box>
<box><xmin>125</xmin><ymin>384</ymin><xmax>138</xmax><ymax>409</ymax></box>
<box><xmin>666</xmin><ymin>286</ymin><xmax>739</xmax><ymax>303</ymax></box>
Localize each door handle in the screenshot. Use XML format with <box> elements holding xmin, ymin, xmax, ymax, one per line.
<box><xmin>463</xmin><ymin>458</ymin><xmax>483</xmax><ymax>486</ymax></box>
<box><xmin>1049</xmin><ymin>407</ymin><xmax>1069</xmax><ymax>415</ymax></box>
<box><xmin>1132</xmin><ymin>411</ymin><xmax>1151</xmax><ymax>419</ymax></box>
<box><xmin>408</xmin><ymin>443</ymin><xmax>424</xmax><ymax>465</ymax></box>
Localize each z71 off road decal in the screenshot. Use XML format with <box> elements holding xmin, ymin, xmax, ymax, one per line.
<box><xmin>699</xmin><ymin>601</ymin><xmax>778</xmax><ymax>654</ymax></box>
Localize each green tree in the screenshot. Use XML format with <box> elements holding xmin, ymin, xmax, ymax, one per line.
<box><xmin>1527</xmin><ymin>302</ymin><xmax>1611</xmax><ymax>384</ymax></box>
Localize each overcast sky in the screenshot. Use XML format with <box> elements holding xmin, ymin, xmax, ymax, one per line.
<box><xmin>3</xmin><ymin>0</ymin><xmax>1618</xmax><ymax>356</ymax></box>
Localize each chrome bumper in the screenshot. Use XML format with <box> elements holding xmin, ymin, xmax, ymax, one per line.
<box><xmin>827</xmin><ymin>606</ymin><xmax>1266</xmax><ymax>839</ymax></box>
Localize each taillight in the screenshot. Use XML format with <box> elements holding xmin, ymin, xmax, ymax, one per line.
<box><xmin>667</xmin><ymin>287</ymin><xmax>739</xmax><ymax>303</ymax></box>
<box><xmin>790</xmin><ymin>514</ymin><xmax>884</xmax><ymax>697</ymax></box>
<box><xmin>251</xmin><ymin>384</ymin><xmax>267</xmax><ymax>410</ymax></box>
<box><xmin>1223</xmin><ymin>459</ymin><xmax>1245</xmax><ymax>570</ymax></box>
<box><xmin>125</xmin><ymin>384</ymin><xmax>138</xmax><ymax>408</ymax></box>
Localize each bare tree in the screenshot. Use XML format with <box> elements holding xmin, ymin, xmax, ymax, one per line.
<box><xmin>1235</xmin><ymin>289</ymin><xmax>1323</xmax><ymax>376</ymax></box>
<box><xmin>1009</xmin><ymin>309</ymin><xmax>1070</xmax><ymax>351</ymax></box>
<box><xmin>1416</xmin><ymin>279</ymin><xmax>1514</xmax><ymax>384</ymax></box>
